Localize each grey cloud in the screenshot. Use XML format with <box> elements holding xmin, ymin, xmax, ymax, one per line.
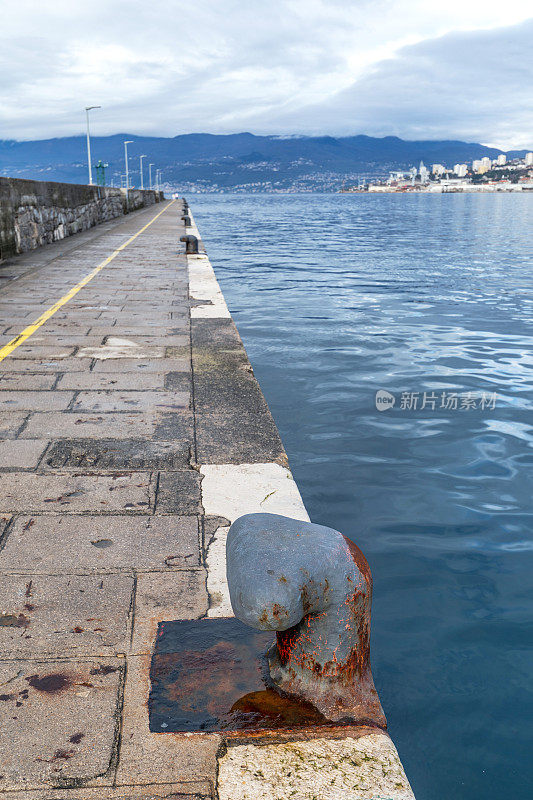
<box><xmin>267</xmin><ymin>19</ymin><xmax>533</xmax><ymax>147</ymax></box>
<box><xmin>0</xmin><ymin>2</ymin><xmax>531</xmax><ymax>147</ymax></box>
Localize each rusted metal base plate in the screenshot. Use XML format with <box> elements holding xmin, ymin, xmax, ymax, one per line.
<box><xmin>149</xmin><ymin>617</ymin><xmax>345</xmax><ymax>735</ymax></box>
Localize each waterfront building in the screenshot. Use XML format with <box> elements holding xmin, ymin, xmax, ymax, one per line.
<box><xmin>525</xmin><ymin>152</ymin><xmax>533</xmax><ymax>166</ymax></box>
<box><xmin>432</xmin><ymin>164</ymin><xmax>446</xmax><ymax>175</ymax></box>
<box><xmin>472</xmin><ymin>157</ymin><xmax>491</xmax><ymax>174</ymax></box>
<box><xmin>497</xmin><ymin>154</ymin><xmax>507</xmax><ymax>166</ymax></box>
<box><xmin>454</xmin><ymin>164</ymin><xmax>468</xmax><ymax>177</ymax></box>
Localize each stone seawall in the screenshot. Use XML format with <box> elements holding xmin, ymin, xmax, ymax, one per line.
<box><xmin>0</xmin><ymin>176</ymin><xmax>164</xmax><ymax>260</ymax></box>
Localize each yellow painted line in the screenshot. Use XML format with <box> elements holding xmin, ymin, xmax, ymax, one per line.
<box><xmin>0</xmin><ymin>199</ymin><xmax>176</xmax><ymax>364</ymax></box>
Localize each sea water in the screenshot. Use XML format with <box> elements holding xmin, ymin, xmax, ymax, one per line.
<box><xmin>192</xmin><ymin>192</ymin><xmax>533</xmax><ymax>800</ymax></box>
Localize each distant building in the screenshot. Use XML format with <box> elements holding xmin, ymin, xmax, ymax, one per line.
<box><xmin>419</xmin><ymin>161</ymin><xmax>429</xmax><ymax>183</ymax></box>
<box><xmin>454</xmin><ymin>164</ymin><xmax>468</xmax><ymax>177</ymax></box>
<box><xmin>525</xmin><ymin>152</ymin><xmax>533</xmax><ymax>166</ymax></box>
<box><xmin>432</xmin><ymin>164</ymin><xmax>446</xmax><ymax>176</ymax></box>
<box><xmin>497</xmin><ymin>154</ymin><xmax>507</xmax><ymax>166</ymax></box>
<box><xmin>388</xmin><ymin>170</ymin><xmax>407</xmax><ymax>183</ymax></box>
<box><xmin>472</xmin><ymin>157</ymin><xmax>491</xmax><ymax>174</ymax></box>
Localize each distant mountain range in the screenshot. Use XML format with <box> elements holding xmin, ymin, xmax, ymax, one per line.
<box><xmin>0</xmin><ymin>133</ymin><xmax>528</xmax><ymax>192</ymax></box>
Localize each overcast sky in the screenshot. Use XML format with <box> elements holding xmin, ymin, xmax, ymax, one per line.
<box><xmin>1</xmin><ymin>1</ymin><xmax>531</xmax><ymax>148</ymax></box>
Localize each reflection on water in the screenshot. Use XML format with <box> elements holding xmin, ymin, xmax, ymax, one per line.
<box><xmin>192</xmin><ymin>193</ymin><xmax>533</xmax><ymax>800</ymax></box>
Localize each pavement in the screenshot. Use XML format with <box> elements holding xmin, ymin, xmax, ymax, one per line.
<box><xmin>0</xmin><ymin>199</ymin><xmax>415</xmax><ymax>799</ymax></box>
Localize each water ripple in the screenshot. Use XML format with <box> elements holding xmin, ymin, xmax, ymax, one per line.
<box><xmin>193</xmin><ymin>193</ymin><xmax>533</xmax><ymax>800</ymax></box>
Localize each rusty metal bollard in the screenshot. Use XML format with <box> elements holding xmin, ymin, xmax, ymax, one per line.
<box><xmin>180</xmin><ymin>234</ymin><xmax>198</xmax><ymax>255</ymax></box>
<box><xmin>181</xmin><ymin>215</ymin><xmax>191</xmax><ymax>226</ymax></box>
<box><xmin>226</xmin><ymin>512</ymin><xmax>386</xmax><ymax>726</ymax></box>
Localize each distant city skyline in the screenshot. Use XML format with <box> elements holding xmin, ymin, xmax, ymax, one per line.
<box><xmin>1</xmin><ymin>1</ymin><xmax>532</xmax><ymax>149</ymax></box>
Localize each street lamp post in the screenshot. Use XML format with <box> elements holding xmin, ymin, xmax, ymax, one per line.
<box><xmin>149</xmin><ymin>163</ymin><xmax>154</xmax><ymax>190</ymax></box>
<box><xmin>85</xmin><ymin>105</ymin><xmax>101</xmax><ymax>185</ymax></box>
<box><xmin>124</xmin><ymin>140</ymin><xmax>133</xmax><ymax>189</ymax></box>
<box><xmin>139</xmin><ymin>155</ymin><xmax>147</xmax><ymax>190</ymax></box>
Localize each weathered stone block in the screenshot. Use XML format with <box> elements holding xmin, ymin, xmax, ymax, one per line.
<box><xmin>44</xmin><ymin>439</ymin><xmax>190</xmax><ymax>470</ymax></box>
<box><xmin>0</xmin><ymin>658</ymin><xmax>123</xmax><ymax>790</ymax></box>
<box><xmin>1</xmin><ymin>515</ymin><xmax>200</xmax><ymax>572</ymax></box>
<box><xmin>0</xmin><ymin>574</ymin><xmax>133</xmax><ymax>657</ymax></box>
<box><xmin>0</xmin><ymin>472</ymin><xmax>153</xmax><ymax>513</ymax></box>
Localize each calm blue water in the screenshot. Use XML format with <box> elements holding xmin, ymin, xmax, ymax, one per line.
<box><xmin>192</xmin><ymin>193</ymin><xmax>533</xmax><ymax>800</ymax></box>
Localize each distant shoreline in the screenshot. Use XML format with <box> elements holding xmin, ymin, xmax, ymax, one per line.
<box><xmin>339</xmin><ymin>186</ymin><xmax>533</xmax><ymax>194</ymax></box>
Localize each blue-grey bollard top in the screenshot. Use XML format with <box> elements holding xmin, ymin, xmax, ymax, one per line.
<box><xmin>226</xmin><ymin>512</ymin><xmax>386</xmax><ymax>726</ymax></box>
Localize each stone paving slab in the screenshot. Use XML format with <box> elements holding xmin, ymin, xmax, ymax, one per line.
<box><xmin>3</xmin><ymin>359</ymin><xmax>91</xmax><ymax>373</ymax></box>
<box><xmin>0</xmin><ymin>374</ymin><xmax>57</xmax><ymax>390</ymax></box>
<box><xmin>72</xmin><ymin>391</ymin><xmax>189</xmax><ymax>413</ymax></box>
<box><xmin>3</xmin><ymin>325</ymin><xmax>92</xmax><ymax>335</ymax></box>
<box><xmin>0</xmin><ymin>391</ymin><xmax>74</xmax><ymax>411</ymax></box>
<box><xmin>164</xmin><ymin>373</ymin><xmax>192</xmax><ymax>392</ymax></box>
<box><xmin>2</xmin><ymin>346</ymin><xmax>77</xmax><ymax>359</ymax></box>
<box><xmin>77</xmin><ymin>344</ymin><xmax>166</xmax><ymax>360</ymax></box>
<box><xmin>154</xmin><ymin>471</ymin><xmax>202</xmax><ymax>514</ymax></box>
<box><xmin>0</xmin><ymin>473</ymin><xmax>153</xmax><ymax>513</ymax></box>
<box><xmin>112</xmin><ymin>335</ymin><xmax>189</xmax><ymax>346</ymax></box>
<box><xmin>194</xmin><ymin>411</ymin><xmax>286</xmax><ymax>465</ymax></box>
<box><xmin>92</xmin><ymin>358</ymin><xmax>189</xmax><ymax>374</ymax></box>
<box><xmin>56</xmin><ymin>373</ymin><xmax>167</xmax><ymax>391</ymax></box>
<box><xmin>90</xmin><ymin>318</ymin><xmax>172</xmax><ymax>328</ymax></box>
<box><xmin>42</xmin><ymin>439</ymin><xmax>190</xmax><ymax>471</ymax></box>
<box><xmin>0</xmin><ymin>657</ymin><xmax>122</xmax><ymax>791</ymax></box>
<box><xmin>193</xmin><ymin>371</ymin><xmax>270</xmax><ymax>414</ymax></box>
<box><xmin>20</xmin><ymin>412</ymin><xmax>162</xmax><ymax>440</ymax></box>
<box><xmin>116</xmin><ymin>326</ymin><xmax>189</xmax><ymax>336</ymax></box>
<box><xmin>0</xmin><ymin>412</ymin><xmax>29</xmax><ymax>438</ymax></box>
<box><xmin>152</xmin><ymin>411</ymin><xmax>194</xmax><ymax>443</ymax></box>
<box><xmin>28</xmin><ymin>335</ymin><xmax>107</xmax><ymax>346</ymax></box>
<box><xmin>1</xmin><ymin>515</ymin><xmax>200</xmax><ymax>572</ymax></box>
<box><xmin>130</xmin><ymin>569</ymin><xmax>208</xmax><ymax>655</ymax></box>
<box><xmin>0</xmin><ymin>439</ymin><xmax>49</xmax><ymax>469</ymax></box>
<box><xmin>0</xmin><ymin>574</ymin><xmax>134</xmax><ymax>658</ymax></box>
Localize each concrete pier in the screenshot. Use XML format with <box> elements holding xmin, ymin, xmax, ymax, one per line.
<box><xmin>0</xmin><ymin>199</ymin><xmax>414</xmax><ymax>798</ymax></box>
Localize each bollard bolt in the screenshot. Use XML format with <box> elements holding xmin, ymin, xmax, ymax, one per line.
<box><xmin>226</xmin><ymin>512</ymin><xmax>386</xmax><ymax>726</ymax></box>
<box><xmin>180</xmin><ymin>234</ymin><xmax>199</xmax><ymax>255</ymax></box>
<box><xmin>181</xmin><ymin>215</ymin><xmax>191</xmax><ymax>226</ymax></box>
